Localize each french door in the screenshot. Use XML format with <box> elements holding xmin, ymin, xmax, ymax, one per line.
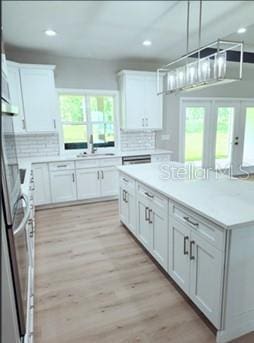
<box><xmin>180</xmin><ymin>99</ymin><xmax>254</xmax><ymax>174</ymax></box>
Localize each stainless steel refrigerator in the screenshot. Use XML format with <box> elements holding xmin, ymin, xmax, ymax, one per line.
<box><xmin>1</xmin><ymin>48</ymin><xmax>30</xmax><ymax>340</ymax></box>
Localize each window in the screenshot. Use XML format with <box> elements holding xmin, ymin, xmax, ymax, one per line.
<box><xmin>59</xmin><ymin>92</ymin><xmax>117</xmax><ymax>151</ymax></box>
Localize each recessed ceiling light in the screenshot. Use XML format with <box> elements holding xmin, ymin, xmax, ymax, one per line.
<box><xmin>45</xmin><ymin>29</ymin><xmax>57</xmax><ymax>36</ymax></box>
<box><xmin>142</xmin><ymin>40</ymin><xmax>152</xmax><ymax>47</ymax></box>
<box><xmin>237</xmin><ymin>27</ymin><xmax>246</xmax><ymax>34</ymax></box>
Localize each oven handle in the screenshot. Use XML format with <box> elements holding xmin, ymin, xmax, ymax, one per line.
<box><xmin>14</xmin><ymin>194</ymin><xmax>31</xmax><ymax>236</ymax></box>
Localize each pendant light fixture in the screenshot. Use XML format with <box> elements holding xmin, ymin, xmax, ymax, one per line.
<box><xmin>157</xmin><ymin>0</ymin><xmax>244</xmax><ymax>95</ymax></box>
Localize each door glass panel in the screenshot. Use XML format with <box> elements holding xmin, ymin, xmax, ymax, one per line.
<box><xmin>215</xmin><ymin>107</ymin><xmax>234</xmax><ymax>169</ymax></box>
<box><xmin>243</xmin><ymin>107</ymin><xmax>254</xmax><ymax>166</ymax></box>
<box><xmin>184</xmin><ymin>107</ymin><xmax>205</xmax><ymax>165</ymax></box>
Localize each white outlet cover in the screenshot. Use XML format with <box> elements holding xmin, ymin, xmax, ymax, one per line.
<box><xmin>161</xmin><ymin>134</ymin><xmax>170</xmax><ymax>141</ymax></box>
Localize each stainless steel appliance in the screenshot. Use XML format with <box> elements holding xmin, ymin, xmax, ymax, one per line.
<box><xmin>1</xmin><ymin>47</ymin><xmax>30</xmax><ymax>339</ymax></box>
<box><xmin>122</xmin><ymin>155</ymin><xmax>151</xmax><ymax>165</ymax></box>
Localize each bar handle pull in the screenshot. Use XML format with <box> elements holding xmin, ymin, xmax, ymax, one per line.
<box><xmin>184</xmin><ymin>236</ymin><xmax>189</xmax><ymax>255</ymax></box>
<box><xmin>190</xmin><ymin>240</ymin><xmax>195</xmax><ymax>260</ymax></box>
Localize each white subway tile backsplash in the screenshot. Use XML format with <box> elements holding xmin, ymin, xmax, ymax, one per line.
<box><xmin>120</xmin><ymin>131</ymin><xmax>155</xmax><ymax>151</ymax></box>
<box><xmin>15</xmin><ymin>133</ymin><xmax>59</xmax><ymax>158</ymax></box>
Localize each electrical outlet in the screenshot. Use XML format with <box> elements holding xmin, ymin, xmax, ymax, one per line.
<box><xmin>161</xmin><ymin>134</ymin><xmax>170</xmax><ymax>141</ymax></box>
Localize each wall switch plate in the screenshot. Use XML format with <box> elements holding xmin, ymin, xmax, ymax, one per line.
<box><xmin>161</xmin><ymin>134</ymin><xmax>170</xmax><ymax>141</ymax></box>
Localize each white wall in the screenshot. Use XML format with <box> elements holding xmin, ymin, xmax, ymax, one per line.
<box><xmin>6</xmin><ymin>47</ymin><xmax>163</xmax><ymax>90</ymax></box>
<box><xmin>156</xmin><ymin>63</ymin><xmax>254</xmax><ymax>160</ymax></box>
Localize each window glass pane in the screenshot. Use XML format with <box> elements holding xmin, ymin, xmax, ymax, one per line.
<box><xmin>92</xmin><ymin>123</ymin><xmax>115</xmax><ymax>147</ymax></box>
<box><xmin>90</xmin><ymin>96</ymin><xmax>114</xmax><ymax>122</ymax></box>
<box><xmin>63</xmin><ymin>124</ymin><xmax>87</xmax><ymax>149</ymax></box>
<box><xmin>59</xmin><ymin>95</ymin><xmax>86</xmax><ymax>122</ymax></box>
<box><xmin>215</xmin><ymin>107</ymin><xmax>234</xmax><ymax>168</ymax></box>
<box><xmin>243</xmin><ymin>107</ymin><xmax>254</xmax><ymax>166</ymax></box>
<box><xmin>185</xmin><ymin>107</ymin><xmax>205</xmax><ymax>164</ymax></box>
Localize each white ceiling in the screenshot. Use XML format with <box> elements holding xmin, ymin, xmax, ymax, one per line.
<box><xmin>3</xmin><ymin>0</ymin><xmax>254</xmax><ymax>61</ymax></box>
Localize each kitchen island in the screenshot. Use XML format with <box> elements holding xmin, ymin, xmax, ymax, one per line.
<box><xmin>118</xmin><ymin>162</ymin><xmax>254</xmax><ymax>343</ymax></box>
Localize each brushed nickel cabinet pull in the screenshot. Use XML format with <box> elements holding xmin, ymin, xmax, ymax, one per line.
<box><xmin>145</xmin><ymin>207</ymin><xmax>149</xmax><ymax>221</ymax></box>
<box><xmin>190</xmin><ymin>240</ymin><xmax>195</xmax><ymax>260</ymax></box>
<box><xmin>183</xmin><ymin>216</ymin><xmax>199</xmax><ymax>227</ymax></box>
<box><xmin>184</xmin><ymin>236</ymin><xmax>189</xmax><ymax>255</ymax></box>
<box><xmin>97</xmin><ymin>171</ymin><xmax>100</xmax><ymax>180</ymax></box>
<box><xmin>125</xmin><ymin>190</ymin><xmax>128</xmax><ymax>203</ymax></box>
<box><xmin>72</xmin><ymin>173</ymin><xmax>75</xmax><ymax>182</ymax></box>
<box><xmin>145</xmin><ymin>191</ymin><xmax>154</xmax><ymax>199</ymax></box>
<box><xmin>148</xmin><ymin>209</ymin><xmax>153</xmax><ymax>224</ymax></box>
<box><xmin>101</xmin><ymin>170</ymin><xmax>104</xmax><ymax>179</ymax></box>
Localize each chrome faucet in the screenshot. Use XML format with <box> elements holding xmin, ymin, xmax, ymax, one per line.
<box><xmin>89</xmin><ymin>134</ymin><xmax>97</xmax><ymax>154</ymax></box>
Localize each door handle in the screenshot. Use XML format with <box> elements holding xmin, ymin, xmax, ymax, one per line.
<box><xmin>184</xmin><ymin>236</ymin><xmax>189</xmax><ymax>255</ymax></box>
<box><xmin>124</xmin><ymin>190</ymin><xmax>128</xmax><ymax>203</ymax></box>
<box><xmin>190</xmin><ymin>240</ymin><xmax>195</xmax><ymax>260</ymax></box>
<box><xmin>148</xmin><ymin>209</ymin><xmax>153</xmax><ymax>224</ymax></box>
<box><xmin>145</xmin><ymin>207</ymin><xmax>149</xmax><ymax>221</ymax></box>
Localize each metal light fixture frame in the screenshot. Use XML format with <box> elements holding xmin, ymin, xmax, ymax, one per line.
<box><xmin>157</xmin><ymin>1</ymin><xmax>244</xmax><ymax>95</ymax></box>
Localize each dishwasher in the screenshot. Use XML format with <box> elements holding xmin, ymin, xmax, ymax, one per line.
<box><xmin>122</xmin><ymin>155</ymin><xmax>151</xmax><ymax>165</ymax></box>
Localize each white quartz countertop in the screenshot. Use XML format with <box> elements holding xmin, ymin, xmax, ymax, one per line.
<box><xmin>18</xmin><ymin>149</ymin><xmax>172</xmax><ymax>164</ymax></box>
<box><xmin>118</xmin><ymin>162</ymin><xmax>254</xmax><ymax>230</ymax></box>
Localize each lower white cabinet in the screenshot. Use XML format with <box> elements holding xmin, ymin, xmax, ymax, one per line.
<box><xmin>119</xmin><ymin>176</ymin><xmax>136</xmax><ymax>234</ymax></box>
<box><xmin>76</xmin><ymin>168</ymin><xmax>100</xmax><ymax>199</ymax></box>
<box><xmin>33</xmin><ymin>163</ymin><xmax>51</xmax><ymax>205</ymax></box>
<box><xmin>136</xmin><ymin>185</ymin><xmax>168</xmax><ymax>270</ymax></box>
<box><xmin>100</xmin><ymin>167</ymin><xmax>119</xmax><ymax>197</ymax></box>
<box><xmin>168</xmin><ymin>218</ymin><xmax>224</xmax><ymax>328</ymax></box>
<box><xmin>50</xmin><ymin>170</ymin><xmax>77</xmax><ymax>203</ymax></box>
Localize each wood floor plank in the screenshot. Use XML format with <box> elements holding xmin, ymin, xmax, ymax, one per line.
<box><xmin>34</xmin><ymin>200</ymin><xmax>254</xmax><ymax>343</ymax></box>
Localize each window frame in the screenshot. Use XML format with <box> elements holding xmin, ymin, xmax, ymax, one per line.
<box><xmin>57</xmin><ymin>88</ymin><xmax>120</xmax><ymax>156</ymax></box>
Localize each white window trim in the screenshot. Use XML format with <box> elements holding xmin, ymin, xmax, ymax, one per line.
<box><xmin>179</xmin><ymin>97</ymin><xmax>254</xmax><ymax>172</ymax></box>
<box><xmin>56</xmin><ymin>88</ymin><xmax>120</xmax><ymax>156</ymax></box>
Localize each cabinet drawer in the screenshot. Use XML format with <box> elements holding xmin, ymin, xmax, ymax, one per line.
<box><xmin>100</xmin><ymin>157</ymin><xmax>122</xmax><ymax>167</ymax></box>
<box><xmin>169</xmin><ymin>202</ymin><xmax>225</xmax><ymax>251</ymax></box>
<box><xmin>119</xmin><ymin>173</ymin><xmax>135</xmax><ymax>193</ymax></box>
<box><xmin>49</xmin><ymin>161</ymin><xmax>74</xmax><ymax>171</ymax></box>
<box><xmin>137</xmin><ymin>183</ymin><xmax>167</xmax><ymax>213</ymax></box>
<box><xmin>75</xmin><ymin>159</ymin><xmax>100</xmax><ymax>169</ymax></box>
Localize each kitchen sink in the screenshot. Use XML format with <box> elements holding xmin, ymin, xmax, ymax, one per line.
<box><xmin>76</xmin><ymin>153</ymin><xmax>115</xmax><ymax>158</ymax></box>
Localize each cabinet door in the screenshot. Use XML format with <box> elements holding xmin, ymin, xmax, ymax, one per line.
<box><xmin>189</xmin><ymin>231</ymin><xmax>224</xmax><ymax>328</ymax></box>
<box><xmin>137</xmin><ymin>199</ymin><xmax>152</xmax><ymax>251</ymax></box>
<box><xmin>50</xmin><ymin>170</ymin><xmax>77</xmax><ymax>203</ymax></box>
<box><xmin>127</xmin><ymin>191</ymin><xmax>136</xmax><ymax>235</ymax></box>
<box><xmin>144</xmin><ymin>75</ymin><xmax>162</xmax><ymax>130</ymax></box>
<box><xmin>100</xmin><ymin>167</ymin><xmax>118</xmax><ymax>197</ymax></box>
<box><xmin>125</xmin><ymin>75</ymin><xmax>145</xmax><ymax>129</ymax></box>
<box><xmin>7</xmin><ymin>63</ymin><xmax>25</xmax><ymax>133</ymax></box>
<box><xmin>169</xmin><ymin>219</ymin><xmax>190</xmax><ymax>294</ymax></box>
<box><xmin>20</xmin><ymin>68</ymin><xmax>57</xmax><ymax>132</ymax></box>
<box><xmin>33</xmin><ymin>163</ymin><xmax>51</xmax><ymax>205</ymax></box>
<box><xmin>151</xmin><ymin>208</ymin><xmax>168</xmax><ymax>270</ymax></box>
<box><xmin>119</xmin><ymin>187</ymin><xmax>129</xmax><ymax>226</ymax></box>
<box><xmin>76</xmin><ymin>168</ymin><xmax>100</xmax><ymax>200</ymax></box>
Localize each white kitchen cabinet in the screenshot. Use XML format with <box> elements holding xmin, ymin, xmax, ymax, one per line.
<box><xmin>7</xmin><ymin>61</ymin><xmax>25</xmax><ymax>133</ymax></box>
<box><xmin>19</xmin><ymin>66</ymin><xmax>57</xmax><ymax>132</ymax></box>
<box><xmin>189</xmin><ymin>231</ymin><xmax>223</xmax><ymax>328</ymax></box>
<box><xmin>137</xmin><ymin>199</ymin><xmax>152</xmax><ymax>250</ymax></box>
<box><xmin>119</xmin><ymin>174</ymin><xmax>136</xmax><ymax>234</ymax></box>
<box><xmin>50</xmin><ymin>170</ymin><xmax>77</xmax><ymax>203</ymax></box>
<box><xmin>169</xmin><ymin>219</ymin><xmax>191</xmax><ymax>294</ymax></box>
<box><xmin>168</xmin><ymin>217</ymin><xmax>223</xmax><ymax>328</ymax></box>
<box><xmin>76</xmin><ymin>168</ymin><xmax>100</xmax><ymax>200</ymax></box>
<box><xmin>151</xmin><ymin>207</ymin><xmax>168</xmax><ymax>270</ymax></box>
<box><xmin>100</xmin><ymin>167</ymin><xmax>119</xmax><ymax>197</ymax></box>
<box><xmin>118</xmin><ymin>70</ymin><xmax>163</xmax><ymax>130</ymax></box>
<box><xmin>33</xmin><ymin>163</ymin><xmax>51</xmax><ymax>205</ymax></box>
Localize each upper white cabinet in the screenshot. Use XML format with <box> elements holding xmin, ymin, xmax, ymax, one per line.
<box><xmin>7</xmin><ymin>61</ymin><xmax>25</xmax><ymax>133</ymax></box>
<box><xmin>7</xmin><ymin>61</ymin><xmax>57</xmax><ymax>134</ymax></box>
<box><xmin>20</xmin><ymin>66</ymin><xmax>57</xmax><ymax>132</ymax></box>
<box><xmin>118</xmin><ymin>70</ymin><xmax>163</xmax><ymax>130</ymax></box>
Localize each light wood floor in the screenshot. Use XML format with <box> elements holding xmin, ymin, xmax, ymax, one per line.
<box><xmin>34</xmin><ymin>200</ymin><xmax>254</xmax><ymax>343</ymax></box>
